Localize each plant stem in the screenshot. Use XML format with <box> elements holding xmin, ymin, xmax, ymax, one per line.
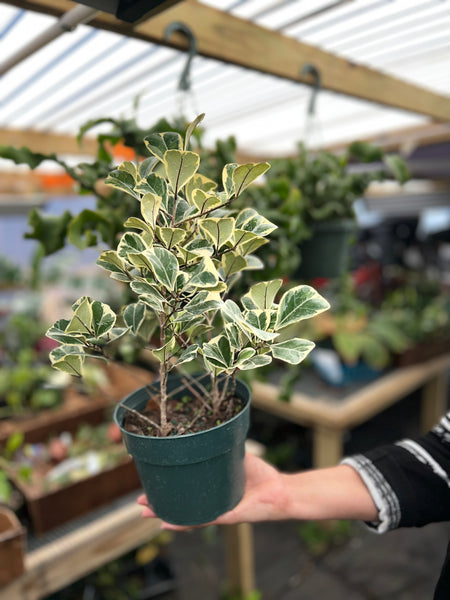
<box><xmin>158</xmin><ymin>312</ymin><xmax>169</xmax><ymax>436</ymax></box>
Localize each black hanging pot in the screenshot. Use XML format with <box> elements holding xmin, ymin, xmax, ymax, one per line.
<box><xmin>114</xmin><ymin>375</ymin><xmax>250</xmax><ymax>526</ymax></box>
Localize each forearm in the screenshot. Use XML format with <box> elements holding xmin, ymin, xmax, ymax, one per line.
<box><xmin>280</xmin><ymin>464</ymin><xmax>379</xmax><ymax>522</ymax></box>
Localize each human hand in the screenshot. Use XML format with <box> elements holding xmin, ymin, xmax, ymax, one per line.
<box><xmin>137</xmin><ymin>453</ymin><xmax>287</xmax><ymax>531</ymax></box>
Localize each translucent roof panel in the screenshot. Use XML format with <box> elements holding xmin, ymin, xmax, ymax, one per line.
<box><xmin>0</xmin><ymin>0</ymin><xmax>449</xmax><ymax>159</ymax></box>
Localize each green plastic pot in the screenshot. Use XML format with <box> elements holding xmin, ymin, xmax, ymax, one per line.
<box><xmin>297</xmin><ymin>219</ymin><xmax>356</xmax><ymax>279</ymax></box>
<box><xmin>114</xmin><ymin>375</ymin><xmax>250</xmax><ymax>526</ymax></box>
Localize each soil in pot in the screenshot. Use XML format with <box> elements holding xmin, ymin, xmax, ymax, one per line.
<box><xmin>123</xmin><ymin>391</ymin><xmax>245</xmax><ymax>437</ymax></box>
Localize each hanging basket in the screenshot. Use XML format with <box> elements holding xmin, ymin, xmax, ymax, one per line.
<box><xmin>114</xmin><ymin>375</ymin><xmax>251</xmax><ymax>526</ymax></box>
<box><xmin>297</xmin><ymin>219</ymin><xmax>356</xmax><ymax>280</ymax></box>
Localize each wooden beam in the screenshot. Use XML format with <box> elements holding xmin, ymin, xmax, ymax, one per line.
<box><xmin>0</xmin><ymin>128</ymin><xmax>97</xmax><ymax>156</ymax></box>
<box><xmin>3</xmin><ymin>0</ymin><xmax>450</xmax><ymax>121</ymax></box>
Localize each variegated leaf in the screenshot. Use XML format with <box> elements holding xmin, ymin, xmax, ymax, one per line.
<box><xmin>221</xmin><ymin>251</ymin><xmax>247</xmax><ymax>278</ymax></box>
<box><xmin>235</xmin><ymin>208</ymin><xmax>277</xmax><ymax>237</ymax></box>
<box><xmin>199</xmin><ymin>218</ymin><xmax>234</xmax><ymax>249</ymax></box>
<box><xmin>145</xmin><ymin>247</ymin><xmax>179</xmax><ymax>291</ymax></box>
<box><xmin>156</xmin><ymin>227</ymin><xmax>186</xmax><ymax>249</ymax></box>
<box><xmin>275</xmin><ymin>285</ymin><xmax>330</xmax><ymax>330</ymax></box>
<box><xmin>66</xmin><ymin>297</ymin><xmax>93</xmax><ymax>335</ymax></box>
<box><xmin>222</xmin><ymin>163</ymin><xmax>238</xmax><ymax>199</ymax></box>
<box><xmin>141</xmin><ymin>193</ymin><xmax>162</xmax><ymax>228</ymax></box>
<box><xmin>175</xmin><ymin>344</ymin><xmax>199</xmax><ymax>366</ymax></box>
<box><xmin>123</xmin><ymin>303</ymin><xmax>146</xmax><ymax>334</ymax></box>
<box><xmin>46</xmin><ymin>319</ymin><xmax>82</xmax><ymax>345</ymax></box>
<box><xmin>117</xmin><ymin>232</ymin><xmax>147</xmax><ymax>258</ymax></box>
<box><xmin>232</xmin><ymin>162</ymin><xmax>270</xmax><ymax>196</ymax></box>
<box><xmin>270</xmin><ymin>338</ymin><xmax>315</xmax><ymax>364</ymax></box>
<box><xmin>138</xmin><ymin>156</ymin><xmax>158</xmax><ymax>179</ymax></box>
<box><xmin>144</xmin><ymin>132</ymin><xmax>182</xmax><ymax>161</ymax></box>
<box><xmin>243</xmin><ymin>279</ymin><xmax>282</xmax><ymax>310</ymax></box>
<box><xmin>191</xmin><ymin>189</ymin><xmax>222</xmax><ymax>213</ymax></box>
<box><xmin>188</xmin><ymin>257</ymin><xmax>219</xmax><ymax>289</ymax></box>
<box><xmin>91</xmin><ymin>300</ymin><xmax>116</xmax><ymax>337</ymax></box>
<box><xmin>238</xmin><ymin>354</ymin><xmax>272</xmax><ymax>370</ymax></box>
<box><xmin>104</xmin><ymin>169</ymin><xmax>139</xmax><ymax>199</ymax></box>
<box><xmin>96</xmin><ymin>250</ymin><xmax>127</xmax><ymax>276</ymax></box>
<box><xmin>118</xmin><ymin>161</ymin><xmax>138</xmax><ymax>180</ymax></box>
<box><xmin>164</xmin><ymin>150</ymin><xmax>200</xmax><ymax>193</ymax></box>
<box><xmin>184</xmin><ymin>113</ymin><xmax>205</xmax><ymax>149</ymax></box>
<box><xmin>183</xmin><ymin>291</ymin><xmax>222</xmax><ymax>315</ymax></box>
<box><xmin>49</xmin><ymin>344</ymin><xmax>85</xmax><ymax>376</ymax></box>
<box><xmin>233</xmin><ymin>229</ymin><xmax>269</xmax><ymax>256</ymax></box>
<box><xmin>123</xmin><ymin>217</ymin><xmax>153</xmax><ymax>234</ymax></box>
<box><xmin>152</xmin><ymin>337</ymin><xmax>178</xmax><ymax>363</ymax></box>
<box><xmin>201</xmin><ymin>335</ymin><xmax>233</xmax><ymax>369</ymax></box>
<box><xmin>185</xmin><ymin>173</ymin><xmax>217</xmax><ymax>204</ymax></box>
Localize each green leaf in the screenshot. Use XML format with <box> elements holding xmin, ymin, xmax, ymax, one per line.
<box><xmin>184</xmin><ymin>113</ymin><xmax>205</xmax><ymax>150</ymax></box>
<box><xmin>91</xmin><ymin>300</ymin><xmax>116</xmax><ymax>336</ymax></box>
<box><xmin>139</xmin><ymin>156</ymin><xmax>158</xmax><ymax>178</ymax></box>
<box><xmin>152</xmin><ymin>337</ymin><xmax>178</xmax><ymax>363</ymax></box>
<box><xmin>123</xmin><ymin>216</ymin><xmax>152</xmax><ymax>234</ymax></box>
<box><xmin>117</xmin><ymin>232</ymin><xmax>148</xmax><ymax>258</ymax></box>
<box><xmin>222</xmin><ymin>163</ymin><xmax>239</xmax><ymax>199</ymax></box>
<box><xmin>25</xmin><ymin>208</ymin><xmax>71</xmax><ymax>255</ymax></box>
<box><xmin>235</xmin><ymin>208</ymin><xmax>277</xmax><ymax>237</ymax></box>
<box><xmin>67</xmin><ymin>209</ymin><xmax>113</xmax><ymax>250</ymax></box>
<box><xmin>243</xmin><ymin>279</ymin><xmax>283</xmax><ymax>310</ymax></box>
<box><xmin>233</xmin><ymin>229</ymin><xmax>269</xmax><ymax>256</ymax></box>
<box><xmin>144</xmin><ymin>132</ymin><xmax>182</xmax><ymax>161</ymax></box>
<box><xmin>46</xmin><ymin>319</ymin><xmax>83</xmax><ymax>345</ymax></box>
<box><xmin>200</xmin><ymin>217</ymin><xmax>235</xmax><ymax>249</ymax></box>
<box><xmin>157</xmin><ymin>227</ymin><xmax>186</xmax><ymax>249</ymax></box>
<box><xmin>222</xmin><ymin>300</ymin><xmax>278</xmax><ymax>341</ymax></box>
<box><xmin>135</xmin><ymin>173</ymin><xmax>168</xmax><ymax>206</ymax></box>
<box><xmin>183</xmin><ymin>291</ymin><xmax>222</xmax><ymax>315</ymax></box>
<box><xmin>0</xmin><ymin>145</ymin><xmax>57</xmax><ymax>169</ymax></box>
<box><xmin>118</xmin><ymin>160</ymin><xmax>138</xmax><ymax>180</ymax></box>
<box><xmin>123</xmin><ymin>303</ymin><xmax>146</xmax><ymax>334</ymax></box>
<box><xmin>202</xmin><ymin>335</ymin><xmax>233</xmax><ymax>369</ymax></box>
<box><xmin>66</xmin><ymin>297</ymin><xmax>93</xmax><ymax>335</ymax></box>
<box><xmin>175</xmin><ymin>344</ymin><xmax>199</xmax><ymax>366</ymax></box>
<box><xmin>275</xmin><ymin>285</ymin><xmax>330</xmax><ymax>330</ymax></box>
<box><xmin>185</xmin><ymin>173</ymin><xmax>217</xmax><ymax>204</ymax></box>
<box><xmin>270</xmin><ymin>338</ymin><xmax>315</xmax><ymax>364</ymax></box>
<box><xmin>164</xmin><ymin>149</ymin><xmax>200</xmax><ymax>192</ymax></box>
<box><xmin>191</xmin><ymin>189</ymin><xmax>222</xmax><ymax>213</ymax></box>
<box><xmin>222</xmin><ymin>251</ymin><xmax>247</xmax><ymax>278</ymax></box>
<box><xmin>384</xmin><ymin>154</ymin><xmax>410</xmax><ymax>184</ymax></box>
<box><xmin>145</xmin><ymin>247</ymin><xmax>179</xmax><ymax>291</ymax></box>
<box><xmin>104</xmin><ymin>169</ymin><xmax>139</xmax><ymax>199</ymax></box>
<box><xmin>188</xmin><ymin>257</ymin><xmax>219</xmax><ymax>289</ymax></box>
<box><xmin>49</xmin><ymin>345</ymin><xmax>85</xmax><ymax>376</ymax></box>
<box><xmin>232</xmin><ymin>162</ymin><xmax>270</xmax><ymax>196</ymax></box>
<box><xmin>141</xmin><ymin>193</ymin><xmax>162</xmax><ymax>228</ymax></box>
<box><xmin>96</xmin><ymin>250</ymin><xmax>127</xmax><ymax>275</ymax></box>
<box><xmin>238</xmin><ymin>354</ymin><xmax>272</xmax><ymax>370</ymax></box>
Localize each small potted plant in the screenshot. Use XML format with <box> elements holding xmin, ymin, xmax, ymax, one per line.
<box><xmin>242</xmin><ymin>141</ymin><xmax>409</xmax><ymax>280</ymax></box>
<box><xmin>46</xmin><ymin>114</ymin><xmax>330</xmax><ymax>525</ymax></box>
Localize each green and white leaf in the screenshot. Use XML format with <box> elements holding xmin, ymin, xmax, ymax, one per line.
<box><xmin>96</xmin><ymin>250</ymin><xmax>127</xmax><ymax>276</ymax></box>
<box><xmin>152</xmin><ymin>337</ymin><xmax>178</xmax><ymax>363</ymax></box>
<box><xmin>164</xmin><ymin>150</ymin><xmax>200</xmax><ymax>192</ymax></box>
<box><xmin>270</xmin><ymin>338</ymin><xmax>315</xmax><ymax>364</ymax></box>
<box><xmin>233</xmin><ymin>229</ymin><xmax>269</xmax><ymax>256</ymax></box>
<box><xmin>199</xmin><ymin>217</ymin><xmax>234</xmax><ymax>249</ymax></box>
<box><xmin>66</xmin><ymin>297</ymin><xmax>93</xmax><ymax>335</ymax></box>
<box><xmin>275</xmin><ymin>285</ymin><xmax>330</xmax><ymax>330</ymax></box>
<box><xmin>175</xmin><ymin>344</ymin><xmax>199</xmax><ymax>366</ymax></box>
<box><xmin>238</xmin><ymin>354</ymin><xmax>272</xmax><ymax>370</ymax></box>
<box><xmin>235</xmin><ymin>208</ymin><xmax>277</xmax><ymax>237</ymax></box>
<box><xmin>243</xmin><ymin>279</ymin><xmax>282</xmax><ymax>310</ymax></box>
<box><xmin>123</xmin><ymin>303</ymin><xmax>146</xmax><ymax>334</ymax></box>
<box><xmin>46</xmin><ymin>319</ymin><xmax>82</xmax><ymax>345</ymax></box>
<box><xmin>145</xmin><ymin>247</ymin><xmax>179</xmax><ymax>291</ymax></box>
<box><xmin>141</xmin><ymin>193</ymin><xmax>162</xmax><ymax>228</ymax></box>
<box><xmin>123</xmin><ymin>217</ymin><xmax>152</xmax><ymax>234</ymax></box>
<box><xmin>191</xmin><ymin>189</ymin><xmax>222</xmax><ymax>213</ymax></box>
<box><xmin>104</xmin><ymin>169</ymin><xmax>139</xmax><ymax>199</ymax></box>
<box><xmin>185</xmin><ymin>173</ymin><xmax>217</xmax><ymax>204</ymax></box>
<box><xmin>188</xmin><ymin>257</ymin><xmax>219</xmax><ymax>289</ymax></box>
<box><xmin>144</xmin><ymin>132</ymin><xmax>182</xmax><ymax>161</ymax></box>
<box><xmin>156</xmin><ymin>226</ymin><xmax>186</xmax><ymax>249</ymax></box>
<box><xmin>117</xmin><ymin>232</ymin><xmax>148</xmax><ymax>258</ymax></box>
<box><xmin>118</xmin><ymin>160</ymin><xmax>138</xmax><ymax>180</ymax></box>
<box><xmin>91</xmin><ymin>300</ymin><xmax>116</xmax><ymax>337</ymax></box>
<box><xmin>49</xmin><ymin>344</ymin><xmax>85</xmax><ymax>376</ymax></box>
<box><xmin>222</xmin><ymin>163</ymin><xmax>238</xmax><ymax>199</ymax></box>
<box><xmin>221</xmin><ymin>251</ymin><xmax>247</xmax><ymax>278</ymax></box>
<box><xmin>201</xmin><ymin>335</ymin><xmax>233</xmax><ymax>369</ymax></box>
<box><xmin>184</xmin><ymin>113</ymin><xmax>204</xmax><ymax>150</ymax></box>
<box><xmin>232</xmin><ymin>162</ymin><xmax>270</xmax><ymax>196</ymax></box>
<box><xmin>183</xmin><ymin>291</ymin><xmax>222</xmax><ymax>315</ymax></box>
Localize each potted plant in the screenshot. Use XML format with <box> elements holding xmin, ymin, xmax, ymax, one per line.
<box><xmin>45</xmin><ymin>114</ymin><xmax>330</xmax><ymax>525</ymax></box>
<box><xmin>241</xmin><ymin>141</ymin><xmax>409</xmax><ymax>280</ymax></box>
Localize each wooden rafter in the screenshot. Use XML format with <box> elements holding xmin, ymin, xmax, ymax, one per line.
<box><xmin>3</xmin><ymin>0</ymin><xmax>450</xmax><ymax>121</ymax></box>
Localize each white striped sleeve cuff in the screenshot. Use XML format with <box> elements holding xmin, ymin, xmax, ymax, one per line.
<box><xmin>341</xmin><ymin>454</ymin><xmax>402</xmax><ymax>534</ymax></box>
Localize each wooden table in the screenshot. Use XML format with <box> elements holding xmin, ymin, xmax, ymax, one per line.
<box><xmin>252</xmin><ymin>353</ymin><xmax>450</xmax><ymax>468</ymax></box>
<box><xmin>3</xmin><ymin>357</ymin><xmax>448</xmax><ymax>599</ymax></box>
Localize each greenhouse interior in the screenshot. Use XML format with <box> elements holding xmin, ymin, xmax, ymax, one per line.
<box><xmin>0</xmin><ymin>1</ymin><xmax>450</xmax><ymax>598</ymax></box>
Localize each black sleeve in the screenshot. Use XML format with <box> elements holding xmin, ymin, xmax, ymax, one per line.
<box><xmin>342</xmin><ymin>413</ymin><xmax>450</xmax><ymax>532</ymax></box>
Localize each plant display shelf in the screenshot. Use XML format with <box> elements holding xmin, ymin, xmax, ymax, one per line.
<box><xmin>1</xmin><ymin>439</ymin><xmax>264</xmax><ymax>600</ymax></box>
<box><xmin>0</xmin><ymin>362</ymin><xmax>155</xmax><ymax>445</ymax></box>
<box><xmin>252</xmin><ymin>353</ymin><xmax>450</xmax><ymax>468</ymax></box>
